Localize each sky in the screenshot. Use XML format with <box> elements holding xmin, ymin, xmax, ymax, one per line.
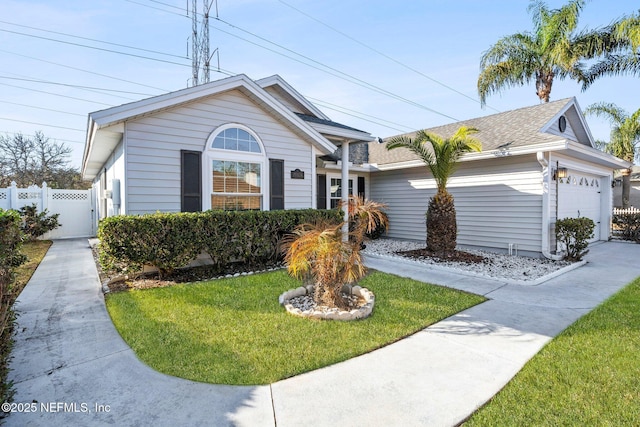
<box><xmin>1</xmin><ymin>0</ymin><xmax>639</xmax><ymax>170</ymax></box>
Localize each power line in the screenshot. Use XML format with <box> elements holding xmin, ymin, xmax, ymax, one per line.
<box><xmin>0</xmin><ymin>76</ymin><xmax>156</xmax><ymax>97</ymax></box>
<box><xmin>0</xmin><ymin>131</ymin><xmax>85</xmax><ymax>145</ymax></box>
<box><xmin>276</xmin><ymin>0</ymin><xmax>500</xmax><ymax>113</ymax></box>
<box><xmin>0</xmin><ymin>82</ymin><xmax>114</xmax><ymax>107</ymax></box>
<box><xmin>0</xmin><ymin>100</ymin><xmax>86</xmax><ymax>118</ymax></box>
<box><xmin>127</xmin><ymin>0</ymin><xmax>459</xmax><ymax>121</ymax></box>
<box><xmin>306</xmin><ymin>96</ymin><xmax>414</xmax><ymax>133</ymax></box>
<box><xmin>0</xmin><ymin>48</ymin><xmax>169</xmax><ymax>92</ymax></box>
<box><xmin>0</xmin><ymin>28</ymin><xmax>193</xmax><ymax>69</ymax></box>
<box><xmin>209</xmin><ymin>18</ymin><xmax>459</xmax><ymax>121</ymax></box>
<box><xmin>0</xmin><ymin>117</ymin><xmax>85</xmax><ymax>133</ymax></box>
<box><xmin>0</xmin><ymin>19</ymin><xmax>187</xmax><ymax>60</ymax></box>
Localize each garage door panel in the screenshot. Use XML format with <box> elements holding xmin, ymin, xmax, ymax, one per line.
<box><xmin>557</xmin><ymin>172</ymin><xmax>601</xmax><ymax>242</ymax></box>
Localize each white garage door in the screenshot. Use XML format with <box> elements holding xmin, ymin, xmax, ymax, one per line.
<box><xmin>557</xmin><ymin>171</ymin><xmax>601</xmax><ymax>242</ymax></box>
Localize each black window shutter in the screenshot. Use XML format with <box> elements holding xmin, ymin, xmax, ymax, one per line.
<box><xmin>181</xmin><ymin>150</ymin><xmax>202</xmax><ymax>212</ymax></box>
<box><xmin>317</xmin><ymin>174</ymin><xmax>327</xmax><ymax>209</ymax></box>
<box><xmin>357</xmin><ymin>176</ymin><xmax>365</xmax><ymax>199</ymax></box>
<box><xmin>270</xmin><ymin>159</ymin><xmax>285</xmax><ymax>210</ymax></box>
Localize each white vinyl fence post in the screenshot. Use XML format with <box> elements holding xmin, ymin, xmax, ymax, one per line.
<box><xmin>9</xmin><ymin>181</ymin><xmax>18</xmax><ymax>210</ymax></box>
<box><xmin>41</xmin><ymin>181</ymin><xmax>48</xmax><ymax>211</ymax></box>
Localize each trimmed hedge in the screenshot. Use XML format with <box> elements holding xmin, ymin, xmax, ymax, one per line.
<box><xmin>556</xmin><ymin>217</ymin><xmax>595</xmax><ymax>261</ymax></box>
<box><xmin>98</xmin><ymin>209</ymin><xmax>343</xmax><ymax>277</ymax></box>
<box><xmin>0</xmin><ymin>209</ymin><xmax>26</xmax><ymax>406</ymax></box>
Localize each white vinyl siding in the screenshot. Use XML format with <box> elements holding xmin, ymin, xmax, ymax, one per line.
<box><xmin>94</xmin><ymin>140</ymin><xmax>125</xmax><ymax>218</ymax></box>
<box><xmin>371</xmin><ymin>155</ymin><xmax>544</xmax><ymax>254</ymax></box>
<box><xmin>547</xmin><ymin>115</ymin><xmax>577</xmax><ymax>141</ymax></box>
<box><xmin>124</xmin><ymin>89</ymin><xmax>313</xmax><ymax>214</ymax></box>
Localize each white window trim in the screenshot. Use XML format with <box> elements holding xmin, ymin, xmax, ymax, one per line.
<box><xmin>324</xmin><ymin>172</ymin><xmax>362</xmax><ymax>209</ymax></box>
<box><xmin>202</xmin><ymin>123</ymin><xmax>270</xmax><ymax>211</ymax></box>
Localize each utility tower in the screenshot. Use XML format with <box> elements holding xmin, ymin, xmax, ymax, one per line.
<box><xmin>190</xmin><ymin>0</ymin><xmax>218</xmax><ymax>86</ymax></box>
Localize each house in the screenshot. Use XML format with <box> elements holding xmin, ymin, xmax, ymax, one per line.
<box><xmin>368</xmin><ymin>97</ymin><xmax>631</xmax><ymax>257</ymax></box>
<box><xmin>613</xmin><ymin>166</ymin><xmax>640</xmax><ymax>208</ymax></box>
<box><xmin>82</xmin><ymin>74</ymin><xmax>374</xmax><ymax>221</ymax></box>
<box><xmin>82</xmin><ymin>74</ymin><xmax>630</xmax><ymax>258</ymax></box>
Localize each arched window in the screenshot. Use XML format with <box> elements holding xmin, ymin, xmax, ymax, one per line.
<box><xmin>205</xmin><ymin>124</ymin><xmax>267</xmax><ymax>211</ymax></box>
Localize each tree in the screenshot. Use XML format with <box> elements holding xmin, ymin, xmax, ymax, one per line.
<box><xmin>386</xmin><ymin>127</ymin><xmax>481</xmax><ymax>254</ymax></box>
<box><xmin>582</xmin><ymin>12</ymin><xmax>640</xmax><ymax>88</ymax></box>
<box><xmin>283</xmin><ymin>196</ymin><xmax>388</xmax><ymax>309</ymax></box>
<box><xmin>477</xmin><ymin>0</ymin><xmax>622</xmax><ymax>105</ymax></box>
<box><xmin>585</xmin><ymin>102</ymin><xmax>640</xmax><ymax>208</ymax></box>
<box><xmin>0</xmin><ymin>131</ymin><xmax>88</xmax><ymax>189</ymax></box>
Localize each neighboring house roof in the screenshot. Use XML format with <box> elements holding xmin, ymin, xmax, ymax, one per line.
<box><xmin>83</xmin><ymin>74</ymin><xmax>368</xmax><ymax>180</ymax></box>
<box><xmin>614</xmin><ymin>165</ymin><xmax>640</xmax><ymax>181</ymax></box>
<box><xmin>368</xmin><ymin>97</ymin><xmax>630</xmax><ymax>170</ymax></box>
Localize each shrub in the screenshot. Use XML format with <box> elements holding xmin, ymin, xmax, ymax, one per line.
<box><xmin>18</xmin><ymin>204</ymin><xmax>61</xmax><ymax>241</ymax></box>
<box><xmin>283</xmin><ymin>198</ymin><xmax>388</xmax><ymax>309</ymax></box>
<box><xmin>611</xmin><ymin>212</ymin><xmax>640</xmax><ymax>242</ymax></box>
<box><xmin>0</xmin><ymin>209</ymin><xmax>26</xmax><ymax>407</ymax></box>
<box><xmin>97</xmin><ymin>209</ymin><xmax>343</xmax><ymax>278</ymax></box>
<box><xmin>556</xmin><ymin>217</ymin><xmax>595</xmax><ymax>261</ymax></box>
<box><xmin>98</xmin><ymin>212</ymin><xmax>201</xmax><ymax>278</ymax></box>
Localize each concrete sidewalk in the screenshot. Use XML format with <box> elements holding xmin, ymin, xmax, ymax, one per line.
<box><xmin>5</xmin><ymin>239</ymin><xmax>640</xmax><ymax>426</ymax></box>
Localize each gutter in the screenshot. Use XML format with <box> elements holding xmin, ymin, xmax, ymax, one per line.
<box><xmin>537</xmin><ymin>152</ymin><xmax>564</xmax><ymax>261</ymax></box>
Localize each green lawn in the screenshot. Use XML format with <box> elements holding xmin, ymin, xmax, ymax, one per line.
<box><xmin>106</xmin><ymin>270</ymin><xmax>485</xmax><ymax>385</ymax></box>
<box><xmin>466</xmin><ymin>277</ymin><xmax>640</xmax><ymax>426</ymax></box>
<box><xmin>15</xmin><ymin>240</ymin><xmax>52</xmax><ymax>292</ymax></box>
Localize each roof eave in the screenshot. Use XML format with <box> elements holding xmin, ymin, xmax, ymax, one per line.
<box><xmin>370</xmin><ymin>139</ymin><xmax>631</xmax><ymax>172</ymax></box>
<box><xmin>565</xmin><ymin>141</ymin><xmax>632</xmax><ymax>169</ymax></box>
<box><xmin>311</xmin><ymin>122</ymin><xmax>374</xmax><ymax>143</ymax></box>
<box><xmin>370</xmin><ymin>141</ymin><xmax>569</xmax><ymax>171</ymax></box>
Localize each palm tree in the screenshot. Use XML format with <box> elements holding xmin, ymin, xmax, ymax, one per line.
<box><xmin>582</xmin><ymin>12</ymin><xmax>640</xmax><ymax>88</ymax></box>
<box><xmin>585</xmin><ymin>102</ymin><xmax>640</xmax><ymax>208</ymax></box>
<box><xmin>478</xmin><ymin>0</ymin><xmax>620</xmax><ymax>105</ymax></box>
<box><xmin>282</xmin><ymin>197</ymin><xmax>388</xmax><ymax>309</ymax></box>
<box><xmin>387</xmin><ymin>126</ymin><xmax>481</xmax><ymax>254</ymax></box>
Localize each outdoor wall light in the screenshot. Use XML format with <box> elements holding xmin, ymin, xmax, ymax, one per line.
<box><xmin>553</xmin><ymin>167</ymin><xmax>568</xmax><ymax>180</ymax></box>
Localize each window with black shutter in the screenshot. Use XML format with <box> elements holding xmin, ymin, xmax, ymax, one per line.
<box><xmin>269</xmin><ymin>159</ymin><xmax>284</xmax><ymax>210</ymax></box>
<box><xmin>317</xmin><ymin>174</ymin><xmax>327</xmax><ymax>209</ymax></box>
<box><xmin>357</xmin><ymin>176</ymin><xmax>365</xmax><ymax>199</ymax></box>
<box><xmin>181</xmin><ymin>150</ymin><xmax>202</xmax><ymax>212</ymax></box>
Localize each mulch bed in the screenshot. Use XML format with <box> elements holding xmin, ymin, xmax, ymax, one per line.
<box><xmin>103</xmin><ymin>262</ymin><xmax>284</xmax><ymax>293</ymax></box>
<box><xmin>90</xmin><ymin>242</ymin><xmax>282</xmax><ymax>293</ymax></box>
<box><xmin>396</xmin><ymin>248</ymin><xmax>488</xmax><ymax>264</ymax></box>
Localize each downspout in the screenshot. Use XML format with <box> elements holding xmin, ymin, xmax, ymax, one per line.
<box><xmin>537</xmin><ymin>152</ymin><xmax>564</xmax><ymax>260</ymax></box>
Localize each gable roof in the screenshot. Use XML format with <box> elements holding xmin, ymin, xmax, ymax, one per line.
<box><xmin>82</xmin><ymin>74</ymin><xmax>339</xmax><ymax>179</ymax></box>
<box><xmin>368</xmin><ymin>97</ymin><xmax>629</xmax><ymax>170</ymax></box>
<box><xmin>257</xmin><ymin>75</ymin><xmax>373</xmax><ymax>143</ymax></box>
<box><xmin>256</xmin><ymin>75</ymin><xmax>330</xmax><ymax>120</ymax></box>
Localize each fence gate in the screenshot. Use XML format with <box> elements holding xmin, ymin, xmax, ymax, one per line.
<box><xmin>0</xmin><ymin>182</ymin><xmax>95</xmax><ymax>239</ymax></box>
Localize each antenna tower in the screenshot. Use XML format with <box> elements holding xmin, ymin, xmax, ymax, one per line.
<box><xmin>190</xmin><ymin>0</ymin><xmax>218</xmax><ymax>86</ymax></box>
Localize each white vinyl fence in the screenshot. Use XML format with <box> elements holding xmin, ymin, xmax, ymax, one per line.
<box><xmin>613</xmin><ymin>207</ymin><xmax>640</xmax><ymax>215</ymax></box>
<box><xmin>0</xmin><ymin>182</ymin><xmax>96</xmax><ymax>239</ymax></box>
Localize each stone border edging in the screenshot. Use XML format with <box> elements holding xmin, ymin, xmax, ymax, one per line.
<box><xmin>279</xmin><ymin>285</ymin><xmax>375</xmax><ymax>320</ymax></box>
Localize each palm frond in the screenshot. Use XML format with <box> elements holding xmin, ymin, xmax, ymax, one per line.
<box><xmin>386</xmin><ymin>134</ymin><xmax>435</xmax><ymax>166</ymax></box>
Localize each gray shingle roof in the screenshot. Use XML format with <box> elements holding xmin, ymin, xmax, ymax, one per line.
<box><xmin>295</xmin><ymin>113</ymin><xmax>368</xmax><ymax>133</ymax></box>
<box><xmin>369</xmin><ymin>98</ymin><xmax>575</xmax><ymax>165</ymax></box>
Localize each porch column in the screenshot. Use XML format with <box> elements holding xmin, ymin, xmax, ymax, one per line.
<box><xmin>341</xmin><ymin>141</ymin><xmax>349</xmax><ymax>241</ymax></box>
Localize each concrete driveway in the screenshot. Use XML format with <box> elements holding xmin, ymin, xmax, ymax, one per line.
<box><xmin>5</xmin><ymin>239</ymin><xmax>639</xmax><ymax>426</ymax></box>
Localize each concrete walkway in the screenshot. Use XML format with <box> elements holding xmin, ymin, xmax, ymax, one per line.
<box><xmin>5</xmin><ymin>239</ymin><xmax>640</xmax><ymax>426</ymax></box>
